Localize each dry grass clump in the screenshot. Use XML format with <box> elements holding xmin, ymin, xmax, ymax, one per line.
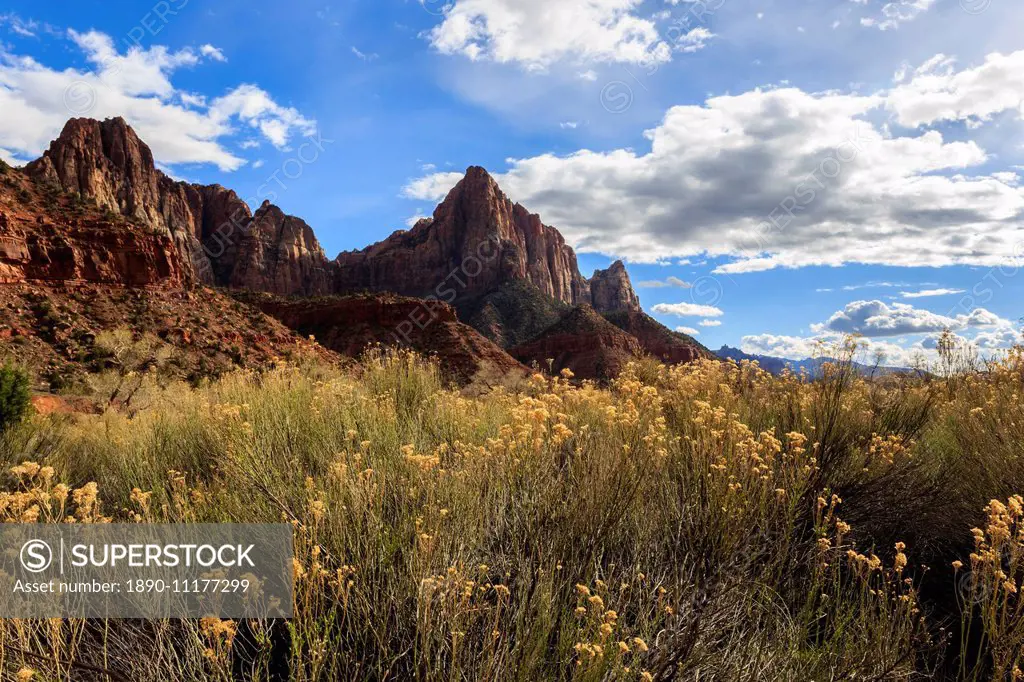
<box><xmin>0</xmin><ymin>343</ymin><xmax>1022</xmax><ymax>680</ymax></box>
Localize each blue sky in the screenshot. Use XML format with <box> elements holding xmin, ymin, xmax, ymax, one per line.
<box><xmin>1</xmin><ymin>0</ymin><xmax>1023</xmax><ymax>365</ymax></box>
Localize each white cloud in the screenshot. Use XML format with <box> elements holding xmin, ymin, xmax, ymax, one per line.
<box><xmin>426</xmin><ymin>0</ymin><xmax>674</xmax><ymax>69</ymax></box>
<box><xmin>636</xmin><ymin>276</ymin><xmax>690</xmax><ymax>288</ymax></box>
<box><xmin>402</xmin><ymin>171</ymin><xmax>466</xmax><ymax>200</ymax></box>
<box><xmin>405</xmin><ymin>209</ymin><xmax>429</xmax><ymax>227</ymax></box>
<box><xmin>0</xmin><ymin>30</ymin><xmax>317</xmax><ymax>171</ymax></box>
<box><xmin>199</xmin><ymin>44</ymin><xmax>227</xmax><ymax>62</ymax></box>
<box><xmin>812</xmin><ymin>299</ymin><xmax>1010</xmax><ymax>338</ymax></box>
<box><xmin>675</xmin><ymin>27</ymin><xmax>715</xmax><ymax>54</ymax></box>
<box><xmin>886</xmin><ymin>50</ymin><xmax>1024</xmax><ymax>128</ymax></box>
<box><xmin>208</xmin><ymin>84</ymin><xmax>317</xmax><ymax>149</ymax></box>
<box><xmin>68</xmin><ymin>29</ymin><xmax>199</xmax><ymax>98</ymax></box>
<box><xmin>841</xmin><ymin>281</ymin><xmax>930</xmax><ymax>291</ymax></box>
<box><xmin>860</xmin><ymin>0</ymin><xmax>935</xmax><ymax>31</ymax></box>
<box><xmin>560</xmin><ymin>121</ymin><xmax>579</xmax><ymax>129</ymax></box>
<box><xmin>969</xmin><ymin>327</ymin><xmax>1021</xmax><ymax>349</ymax></box>
<box><xmin>900</xmin><ymin>288</ymin><xmax>966</xmax><ymax>298</ymax></box>
<box><xmin>179</xmin><ymin>92</ymin><xmax>206</xmax><ymax>108</ymax></box>
<box><xmin>0</xmin><ymin>13</ymin><xmax>39</xmax><ymax>38</ymax></box>
<box><xmin>741</xmin><ymin>333</ymin><xmax>932</xmax><ymax>367</ymax></box>
<box><xmin>651</xmin><ymin>302</ymin><xmax>724</xmax><ymax>318</ymax></box>
<box><xmin>743</xmin><ymin>321</ymin><xmax>1020</xmax><ymax>367</ymax></box>
<box><xmin>405</xmin><ymin>50</ymin><xmax>1024</xmax><ymax>270</ymax></box>
<box><xmin>252</xmin><ymin>159</ymin><xmax>265</xmax><ymax>169</ymax></box>
<box><xmin>351</xmin><ymin>46</ymin><xmax>379</xmax><ymax>61</ymax></box>
<box><xmin>675</xmin><ymin>326</ymin><xmax>700</xmax><ymax>336</ymax></box>
<box><xmin>741</xmin><ymin>334</ymin><xmax>838</xmax><ymax>361</ymax></box>
<box><xmin>699</xmin><ymin>319</ymin><xmax>722</xmax><ymax>327</ymax></box>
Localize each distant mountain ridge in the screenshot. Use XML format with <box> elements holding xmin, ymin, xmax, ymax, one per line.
<box><xmin>716</xmin><ymin>345</ymin><xmax>918</xmax><ymax>377</ymax></box>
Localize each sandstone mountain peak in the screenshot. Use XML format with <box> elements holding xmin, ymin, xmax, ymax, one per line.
<box><xmin>336</xmin><ymin>165</ymin><xmax>641</xmax><ymax>320</ymax></box>
<box><xmin>25</xmin><ymin>116</ymin><xmax>328</xmax><ymax>295</ymax></box>
<box><xmin>590</xmin><ymin>260</ymin><xmax>641</xmax><ymax>313</ymax></box>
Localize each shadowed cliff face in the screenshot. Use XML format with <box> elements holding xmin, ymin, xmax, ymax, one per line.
<box><xmin>226</xmin><ymin>202</ymin><xmax>332</xmax><ymax>296</ymax></box>
<box><xmin>510</xmin><ymin>304</ymin><xmax>644</xmax><ymax>381</ymax></box>
<box><xmin>237</xmin><ymin>291</ymin><xmax>528</xmax><ymax>385</ymax></box>
<box><xmin>602</xmin><ymin>309</ymin><xmax>713</xmax><ymax>364</ymax></box>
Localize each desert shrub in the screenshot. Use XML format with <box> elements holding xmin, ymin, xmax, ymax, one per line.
<box><xmin>89</xmin><ymin>328</ymin><xmax>174</xmax><ymax>413</ymax></box>
<box><xmin>4</xmin><ymin>346</ymin><xmax>1024</xmax><ymax>680</ymax></box>
<box><xmin>0</xmin><ymin>363</ymin><xmax>31</xmax><ymax>433</ymax></box>
<box><xmin>955</xmin><ymin>496</ymin><xmax>1024</xmax><ymax>681</ymax></box>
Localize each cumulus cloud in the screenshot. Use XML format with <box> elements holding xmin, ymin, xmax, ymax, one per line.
<box><xmin>743</xmin><ymin>322</ymin><xmax>1020</xmax><ymax>367</ymax></box>
<box><xmin>0</xmin><ymin>30</ymin><xmax>317</xmax><ymax>171</ymax></box>
<box><xmin>207</xmin><ymin>84</ymin><xmax>317</xmax><ymax>149</ymax></box>
<box><xmin>199</xmin><ymin>44</ymin><xmax>227</xmax><ymax>62</ymax></box>
<box><xmin>404</xmin><ymin>50</ymin><xmax>1024</xmax><ymax>271</ymax></box>
<box><xmin>636</xmin><ymin>276</ymin><xmax>690</xmax><ymax>288</ymax></box>
<box><xmin>741</xmin><ymin>334</ymin><xmax>841</xmax><ymax>361</ymax></box>
<box><xmin>886</xmin><ymin>51</ymin><xmax>1024</xmax><ymax>128</ymax></box>
<box><xmin>426</xmin><ymin>0</ymin><xmax>674</xmax><ymax>69</ymax></box>
<box><xmin>699</xmin><ymin>319</ymin><xmax>722</xmax><ymax>327</ymax></box>
<box><xmin>675</xmin><ymin>326</ymin><xmax>700</xmax><ymax>336</ymax></box>
<box><xmin>402</xmin><ymin>171</ymin><xmax>466</xmax><ymax>201</ymax></box>
<box><xmin>811</xmin><ymin>299</ymin><xmax>1009</xmax><ymax>337</ymax></box>
<box><xmin>741</xmin><ymin>333</ymin><xmax>933</xmax><ymax>367</ymax></box>
<box><xmin>969</xmin><ymin>327</ymin><xmax>1022</xmax><ymax>349</ymax></box>
<box><xmin>651</xmin><ymin>302</ymin><xmax>724</xmax><ymax>318</ymax></box>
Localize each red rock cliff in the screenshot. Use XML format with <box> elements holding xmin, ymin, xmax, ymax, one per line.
<box><xmin>25</xmin><ymin>117</ymin><xmax>327</xmax><ymax>295</ymax></box>
<box><xmin>228</xmin><ymin>202</ymin><xmax>332</xmax><ymax>296</ymax></box>
<box><xmin>334</xmin><ymin>167</ymin><xmax>593</xmax><ymax>305</ymax></box>
<box><xmin>590</xmin><ymin>260</ymin><xmax>641</xmax><ymax>313</ymax></box>
<box><xmin>0</xmin><ymin>161</ymin><xmax>187</xmax><ymax>287</ymax></box>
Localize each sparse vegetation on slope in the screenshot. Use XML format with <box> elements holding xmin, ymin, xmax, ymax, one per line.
<box><xmin>458</xmin><ymin>280</ymin><xmax>573</xmax><ymax>349</ymax></box>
